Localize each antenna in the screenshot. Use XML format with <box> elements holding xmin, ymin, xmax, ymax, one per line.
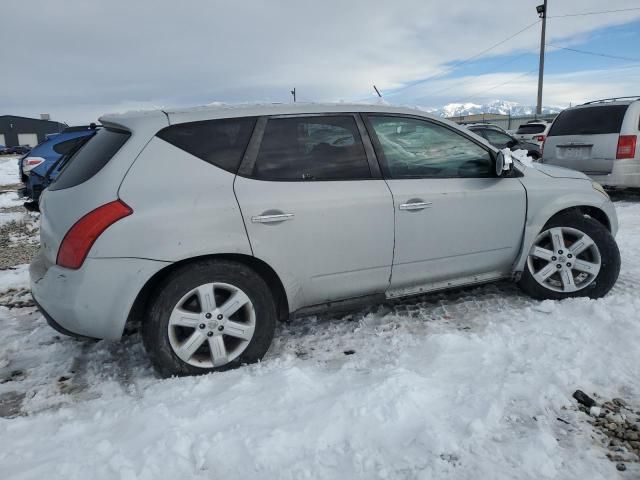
<box><xmin>373</xmin><ymin>85</ymin><xmax>383</xmax><ymax>98</ymax></box>
<box><xmin>290</xmin><ymin>88</ymin><xmax>296</xmax><ymax>103</ymax></box>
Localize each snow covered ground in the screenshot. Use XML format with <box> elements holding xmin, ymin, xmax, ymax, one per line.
<box><xmin>1</xmin><ymin>171</ymin><xmax>640</xmax><ymax>479</ymax></box>
<box><xmin>0</xmin><ymin>156</ymin><xmax>20</xmax><ymax>187</ymax></box>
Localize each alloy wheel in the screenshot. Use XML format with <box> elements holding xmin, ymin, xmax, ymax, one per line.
<box><xmin>527</xmin><ymin>226</ymin><xmax>601</xmax><ymax>293</ymax></box>
<box><xmin>167</xmin><ymin>282</ymin><xmax>256</xmax><ymax>368</ymax></box>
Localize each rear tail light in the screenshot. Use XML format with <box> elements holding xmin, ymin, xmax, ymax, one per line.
<box><xmin>57</xmin><ymin>200</ymin><xmax>132</xmax><ymax>269</ymax></box>
<box><xmin>617</xmin><ymin>135</ymin><xmax>637</xmax><ymax>159</ymax></box>
<box><xmin>534</xmin><ymin>135</ymin><xmax>546</xmax><ymax>143</ymax></box>
<box><xmin>22</xmin><ymin>156</ymin><xmax>45</xmax><ymax>173</ymax></box>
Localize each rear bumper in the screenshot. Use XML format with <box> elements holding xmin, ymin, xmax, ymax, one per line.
<box><xmin>591</xmin><ymin>159</ymin><xmax>640</xmax><ymax>188</ymax></box>
<box><xmin>30</xmin><ymin>251</ymin><xmax>168</xmax><ymax>340</ymax></box>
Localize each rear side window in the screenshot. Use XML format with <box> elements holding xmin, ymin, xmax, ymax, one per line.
<box><xmin>548</xmin><ymin>105</ymin><xmax>629</xmax><ymax>136</ymax></box>
<box><xmin>516</xmin><ymin>124</ymin><xmax>546</xmax><ymax>134</ymax></box>
<box><xmin>50</xmin><ymin>128</ymin><xmax>129</xmax><ymax>191</ymax></box>
<box><xmin>252</xmin><ymin>116</ymin><xmax>371</xmax><ymax>180</ymax></box>
<box><xmin>53</xmin><ymin>137</ymin><xmax>87</xmax><ymax>155</ymax></box>
<box><xmin>157</xmin><ymin>117</ymin><xmax>256</xmax><ymax>173</ymax></box>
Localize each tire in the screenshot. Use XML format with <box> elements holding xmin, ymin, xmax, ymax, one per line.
<box><xmin>518</xmin><ymin>211</ymin><xmax>620</xmax><ymax>300</ymax></box>
<box><xmin>528</xmin><ymin>151</ymin><xmax>540</xmax><ymax>161</ymax></box>
<box><xmin>142</xmin><ymin>259</ymin><xmax>276</xmax><ymax>377</ymax></box>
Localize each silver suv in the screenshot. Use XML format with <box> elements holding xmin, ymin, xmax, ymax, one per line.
<box><xmin>542</xmin><ymin>97</ymin><xmax>640</xmax><ymax>188</ymax></box>
<box><xmin>30</xmin><ymin>104</ymin><xmax>621</xmax><ymax>377</ymax></box>
<box><xmin>514</xmin><ymin>121</ymin><xmax>552</xmax><ymax>146</ymax></box>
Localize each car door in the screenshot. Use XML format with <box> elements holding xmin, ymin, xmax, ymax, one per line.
<box><xmin>364</xmin><ymin>114</ymin><xmax>526</xmax><ymax>297</ymax></box>
<box><xmin>234</xmin><ymin>114</ymin><xmax>395</xmax><ymax>311</ymax></box>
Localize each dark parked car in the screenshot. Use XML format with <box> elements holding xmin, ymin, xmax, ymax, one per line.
<box><xmin>19</xmin><ymin>126</ymin><xmax>96</xmax><ymax>204</ymax></box>
<box><xmin>467</xmin><ymin>125</ymin><xmax>541</xmax><ymax>159</ymax></box>
<box><xmin>4</xmin><ymin>145</ymin><xmax>32</xmax><ymax>155</ymax></box>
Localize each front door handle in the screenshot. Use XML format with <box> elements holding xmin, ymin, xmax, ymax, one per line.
<box><xmin>399</xmin><ymin>201</ymin><xmax>432</xmax><ymax>211</ymax></box>
<box><xmin>251</xmin><ymin>213</ymin><xmax>295</xmax><ymax>223</ymax></box>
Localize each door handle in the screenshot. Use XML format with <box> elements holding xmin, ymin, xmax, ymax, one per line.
<box><xmin>251</xmin><ymin>213</ymin><xmax>295</xmax><ymax>223</ymax></box>
<box><xmin>399</xmin><ymin>201</ymin><xmax>432</xmax><ymax>211</ymax></box>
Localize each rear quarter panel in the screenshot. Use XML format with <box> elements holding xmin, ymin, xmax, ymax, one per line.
<box><xmin>91</xmin><ymin>137</ymin><xmax>252</xmax><ymax>260</ymax></box>
<box><xmin>38</xmin><ymin>114</ymin><xmax>168</xmax><ymax>265</ymax></box>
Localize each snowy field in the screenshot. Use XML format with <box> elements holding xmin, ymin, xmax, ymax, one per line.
<box><xmin>1</xmin><ymin>169</ymin><xmax>640</xmax><ymax>478</ymax></box>
<box><xmin>0</xmin><ymin>156</ymin><xmax>20</xmax><ymax>187</ymax></box>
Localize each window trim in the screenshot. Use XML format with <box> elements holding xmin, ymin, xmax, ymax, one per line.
<box><xmin>361</xmin><ymin>113</ymin><xmax>499</xmax><ymax>180</ymax></box>
<box><xmin>237</xmin><ymin>113</ymin><xmax>382</xmax><ymax>182</ymax></box>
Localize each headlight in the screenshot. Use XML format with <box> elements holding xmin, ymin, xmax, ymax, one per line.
<box><xmin>592</xmin><ymin>181</ymin><xmax>609</xmax><ymax>199</ymax></box>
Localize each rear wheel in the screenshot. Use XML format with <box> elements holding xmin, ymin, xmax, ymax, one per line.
<box><xmin>518</xmin><ymin>212</ymin><xmax>620</xmax><ymax>300</ymax></box>
<box><xmin>142</xmin><ymin>260</ymin><xmax>276</xmax><ymax>377</ymax></box>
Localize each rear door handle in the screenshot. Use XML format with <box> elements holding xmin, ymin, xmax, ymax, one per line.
<box><xmin>251</xmin><ymin>213</ymin><xmax>295</xmax><ymax>223</ymax></box>
<box><xmin>399</xmin><ymin>201</ymin><xmax>432</xmax><ymax>211</ymax></box>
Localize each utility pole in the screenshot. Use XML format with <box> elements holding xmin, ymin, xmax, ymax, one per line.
<box><xmin>536</xmin><ymin>0</ymin><xmax>548</xmax><ymax>115</ymax></box>
<box><xmin>290</xmin><ymin>88</ymin><xmax>296</xmax><ymax>103</ymax></box>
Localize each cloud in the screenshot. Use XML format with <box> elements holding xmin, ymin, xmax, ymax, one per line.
<box><xmin>404</xmin><ymin>65</ymin><xmax>640</xmax><ymax>109</ymax></box>
<box><xmin>1</xmin><ymin>0</ymin><xmax>639</xmax><ymax>123</ymax></box>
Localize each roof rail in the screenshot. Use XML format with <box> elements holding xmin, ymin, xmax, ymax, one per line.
<box><xmin>581</xmin><ymin>96</ymin><xmax>640</xmax><ymax>105</ymax></box>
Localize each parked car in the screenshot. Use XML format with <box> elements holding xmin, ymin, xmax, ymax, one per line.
<box><xmin>1</xmin><ymin>145</ymin><xmax>31</xmax><ymax>155</ymax></box>
<box><xmin>466</xmin><ymin>124</ymin><xmax>541</xmax><ymax>159</ymax></box>
<box><xmin>13</xmin><ymin>145</ymin><xmax>32</xmax><ymax>155</ymax></box>
<box><xmin>30</xmin><ymin>103</ymin><xmax>620</xmax><ymax>377</ymax></box>
<box><xmin>541</xmin><ymin>97</ymin><xmax>640</xmax><ymax>189</ymax></box>
<box><xmin>19</xmin><ymin>126</ymin><xmax>96</xmax><ymax>202</ymax></box>
<box><xmin>460</xmin><ymin>122</ymin><xmax>507</xmax><ymax>133</ymax></box>
<box><xmin>514</xmin><ymin>121</ymin><xmax>552</xmax><ymax>146</ymax></box>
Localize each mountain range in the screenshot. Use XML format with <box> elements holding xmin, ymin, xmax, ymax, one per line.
<box><xmin>422</xmin><ymin>100</ymin><xmax>563</xmax><ymax>117</ymax></box>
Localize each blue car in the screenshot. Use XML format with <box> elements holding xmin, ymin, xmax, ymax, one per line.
<box><xmin>20</xmin><ymin>126</ymin><xmax>97</xmax><ymax>202</ymax></box>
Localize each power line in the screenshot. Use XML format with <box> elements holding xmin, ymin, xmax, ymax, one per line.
<box><xmin>549</xmin><ymin>7</ymin><xmax>640</xmax><ymax>18</ymax></box>
<box><xmin>383</xmin><ymin>19</ymin><xmax>541</xmax><ymax>98</ymax></box>
<box><xmin>547</xmin><ymin>44</ymin><xmax>640</xmax><ymax>63</ymax></box>
<box><xmin>453</xmin><ymin>68</ymin><xmax>538</xmax><ymax>106</ymax></box>
<box><xmin>424</xmin><ymin>52</ymin><xmax>530</xmax><ymax>99</ymax></box>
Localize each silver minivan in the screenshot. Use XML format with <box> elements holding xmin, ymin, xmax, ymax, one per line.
<box><xmin>542</xmin><ymin>97</ymin><xmax>640</xmax><ymax>188</ymax></box>
<box><xmin>30</xmin><ymin>103</ymin><xmax>620</xmax><ymax>377</ymax></box>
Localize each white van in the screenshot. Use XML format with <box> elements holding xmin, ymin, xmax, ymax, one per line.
<box><xmin>542</xmin><ymin>97</ymin><xmax>640</xmax><ymax>188</ymax></box>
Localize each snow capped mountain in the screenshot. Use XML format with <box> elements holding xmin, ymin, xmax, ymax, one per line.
<box><xmin>423</xmin><ymin>100</ymin><xmax>563</xmax><ymax>117</ymax></box>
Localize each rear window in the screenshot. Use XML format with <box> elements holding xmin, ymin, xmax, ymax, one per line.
<box><xmin>50</xmin><ymin>128</ymin><xmax>129</xmax><ymax>191</ymax></box>
<box><xmin>53</xmin><ymin>137</ymin><xmax>87</xmax><ymax>155</ymax></box>
<box><xmin>516</xmin><ymin>124</ymin><xmax>546</xmax><ymax>134</ymax></box>
<box><xmin>157</xmin><ymin>117</ymin><xmax>256</xmax><ymax>173</ymax></box>
<box><xmin>548</xmin><ymin>105</ymin><xmax>629</xmax><ymax>136</ymax></box>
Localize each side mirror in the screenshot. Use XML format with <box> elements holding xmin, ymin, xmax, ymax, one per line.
<box><xmin>506</xmin><ymin>139</ymin><xmax>518</xmax><ymax>149</ymax></box>
<box><xmin>495</xmin><ymin>149</ymin><xmax>514</xmax><ymax>176</ymax></box>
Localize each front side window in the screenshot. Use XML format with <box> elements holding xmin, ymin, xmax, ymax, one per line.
<box><xmin>482</xmin><ymin>129</ymin><xmax>514</xmax><ymax>148</ymax></box>
<box><xmin>252</xmin><ymin>116</ymin><xmax>371</xmax><ymax>180</ymax></box>
<box><xmin>368</xmin><ymin>116</ymin><xmax>493</xmax><ymax>178</ymax></box>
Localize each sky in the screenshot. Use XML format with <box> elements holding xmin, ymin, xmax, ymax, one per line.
<box><xmin>1</xmin><ymin>0</ymin><xmax>639</xmax><ymax>124</ymax></box>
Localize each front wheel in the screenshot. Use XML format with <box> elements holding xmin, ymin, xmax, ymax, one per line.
<box><xmin>518</xmin><ymin>212</ymin><xmax>620</xmax><ymax>300</ymax></box>
<box><xmin>142</xmin><ymin>260</ymin><xmax>277</xmax><ymax>377</ymax></box>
